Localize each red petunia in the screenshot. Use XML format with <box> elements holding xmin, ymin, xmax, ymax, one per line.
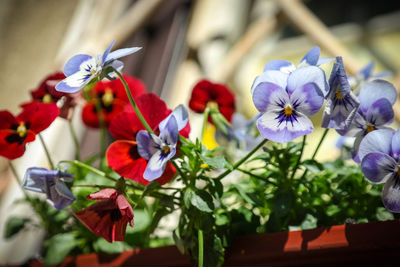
<box><xmin>0</xmin><ymin>103</ymin><xmax>59</xmax><ymax>159</ymax></box>
<box><xmin>74</xmin><ymin>188</ymin><xmax>134</xmax><ymax>242</ymax></box>
<box><xmin>189</xmin><ymin>79</ymin><xmax>235</xmax><ymax>122</ymax></box>
<box><xmin>24</xmin><ymin>72</ymin><xmax>79</xmax><ymax>119</ymax></box>
<box><xmin>82</xmin><ymin>74</ymin><xmax>146</xmax><ymax>128</ymax></box>
<box><xmin>106</xmin><ymin>93</ymin><xmax>189</xmax><ymax>185</ymax></box>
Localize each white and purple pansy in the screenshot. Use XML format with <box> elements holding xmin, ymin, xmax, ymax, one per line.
<box><xmin>251</xmin><ymin>68</ymin><xmax>326</xmax><ymax>143</ymax></box>
<box><xmin>136</xmin><ymin>105</ymin><xmax>189</xmax><ymax>181</ymax></box>
<box><xmin>55</xmin><ymin>40</ymin><xmax>141</xmax><ymax>93</ymax></box>
<box><xmin>321</xmin><ymin>57</ymin><xmax>360</xmax><ymax>131</ymax></box>
<box><xmin>359</xmin><ymin>128</ymin><xmax>400</xmax><ymax>212</ymax></box>
<box><xmin>338</xmin><ymin>79</ymin><xmax>397</xmax><ymax>162</ymax></box>
<box><xmin>22</xmin><ymin>167</ymin><xmax>75</xmax><ymax>210</ymax></box>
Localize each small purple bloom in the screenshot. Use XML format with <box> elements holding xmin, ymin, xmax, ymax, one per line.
<box><xmin>349</xmin><ymin>61</ymin><xmax>392</xmax><ymax>90</ymax></box>
<box><xmin>137</xmin><ymin>105</ymin><xmax>188</xmax><ymax>181</ymax></box>
<box><xmin>56</xmin><ymin>40</ymin><xmax>141</xmax><ymax>93</ymax></box>
<box><xmin>322</xmin><ymin>57</ymin><xmax>360</xmax><ymax>131</ymax></box>
<box><xmin>339</xmin><ymin>79</ymin><xmax>397</xmax><ymax>162</ymax></box>
<box><xmin>359</xmin><ymin>128</ymin><xmax>400</xmax><ymax>212</ymax></box>
<box><xmin>22</xmin><ymin>167</ymin><xmax>75</xmax><ymax>210</ymax></box>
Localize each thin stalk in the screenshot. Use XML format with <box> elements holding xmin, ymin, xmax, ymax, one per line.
<box><xmin>67</xmin><ymin>119</ymin><xmax>80</xmax><ymax>161</ymax></box>
<box><xmin>72</xmin><ymin>184</ymin><xmax>111</xmax><ymax>189</ymax></box>
<box><xmin>59</xmin><ymin>160</ymin><xmax>118</xmax><ymax>182</ymax></box>
<box><xmin>290</xmin><ymin>135</ymin><xmax>306</xmax><ymax>180</ymax></box>
<box><xmin>198</xmin><ymin>229</ymin><xmax>204</xmax><ymax>267</ymax></box>
<box><xmin>237</xmin><ymin>168</ymin><xmax>277</xmax><ymax>185</ymax></box>
<box><xmin>300</xmin><ymin>128</ymin><xmax>329</xmax><ymax>180</ymax></box>
<box><xmin>112</xmin><ymin>67</ymin><xmax>154</xmax><ymax>134</ymax></box>
<box><xmin>38</xmin><ymin>134</ymin><xmax>54</xmax><ymax>169</ymax></box>
<box><xmin>201</xmin><ymin>107</ymin><xmax>210</xmax><ymax>142</ymax></box>
<box><xmin>311</xmin><ymin>128</ymin><xmax>329</xmax><ymax>160</ymax></box>
<box><xmin>217</xmin><ymin>139</ymin><xmax>268</xmax><ymax>180</ymax></box>
<box><xmin>171</xmin><ymin>160</ymin><xmax>187</xmax><ymax>180</ymax></box>
<box><xmin>9</xmin><ymin>162</ymin><xmax>29</xmax><ymax>199</ymax></box>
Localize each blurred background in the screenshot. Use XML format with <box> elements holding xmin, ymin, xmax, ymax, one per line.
<box><xmin>0</xmin><ymin>0</ymin><xmax>399</xmax><ymax>264</ymax></box>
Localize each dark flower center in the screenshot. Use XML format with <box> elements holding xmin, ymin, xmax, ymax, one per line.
<box><xmin>5</xmin><ymin>122</ymin><xmax>31</xmax><ymax>144</ymax></box>
<box><xmin>129</xmin><ymin>145</ymin><xmax>141</xmax><ymax>160</ymax></box>
<box><xmin>365</xmin><ymin>124</ymin><xmax>375</xmax><ymax>133</ymax></box>
<box><xmin>110</xmin><ymin>209</ymin><xmax>122</xmax><ymax>222</ymax></box>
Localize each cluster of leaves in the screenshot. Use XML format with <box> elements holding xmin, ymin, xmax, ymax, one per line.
<box><xmin>4</xmin><ymin>138</ymin><xmax>396</xmax><ymax>266</ymax></box>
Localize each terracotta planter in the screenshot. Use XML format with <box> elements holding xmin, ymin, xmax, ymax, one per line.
<box><xmin>30</xmin><ymin>219</ymin><xmax>400</xmax><ymax>266</ymax></box>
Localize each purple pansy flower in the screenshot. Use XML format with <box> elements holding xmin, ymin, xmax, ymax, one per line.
<box><xmin>55</xmin><ymin>40</ymin><xmax>141</xmax><ymax>93</ymax></box>
<box><xmin>136</xmin><ymin>105</ymin><xmax>189</xmax><ymax>181</ymax></box>
<box><xmin>22</xmin><ymin>167</ymin><xmax>75</xmax><ymax>210</ymax></box>
<box><xmin>338</xmin><ymin>79</ymin><xmax>397</xmax><ymax>162</ymax></box>
<box><xmin>251</xmin><ymin>49</ymin><xmax>327</xmax><ymax>143</ymax></box>
<box><xmin>349</xmin><ymin>61</ymin><xmax>392</xmax><ymax>90</ymax></box>
<box><xmin>359</xmin><ymin>128</ymin><xmax>400</xmax><ymax>212</ymax></box>
<box><xmin>262</xmin><ymin>46</ymin><xmax>333</xmax><ymax>74</ymax></box>
<box><xmin>321</xmin><ymin>57</ymin><xmax>360</xmax><ymax>131</ymax></box>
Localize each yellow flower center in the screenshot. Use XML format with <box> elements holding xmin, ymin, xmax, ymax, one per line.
<box><xmin>201</xmin><ymin>163</ymin><xmax>209</xmax><ymax>168</ymax></box>
<box><xmin>284</xmin><ymin>106</ymin><xmax>293</xmax><ymax>116</ymax></box>
<box><xmin>336</xmin><ymin>89</ymin><xmax>343</xmax><ymax>99</ymax></box>
<box><xmin>42</xmin><ymin>93</ymin><xmax>52</xmax><ymax>103</ymax></box>
<box><xmin>17</xmin><ymin>123</ymin><xmax>27</xmax><ymax>138</ymax></box>
<box><xmin>163</xmin><ymin>145</ymin><xmax>170</xmax><ymax>154</ymax></box>
<box><xmin>366</xmin><ymin>124</ymin><xmax>375</xmax><ymax>133</ymax></box>
<box><xmin>397</xmin><ymin>167</ymin><xmax>400</xmax><ymax>176</ymax></box>
<box><xmin>101</xmin><ymin>89</ymin><xmax>114</xmax><ymax>107</ymax></box>
<box><xmin>207</xmin><ymin>101</ymin><xmax>219</xmax><ymax>109</ymax></box>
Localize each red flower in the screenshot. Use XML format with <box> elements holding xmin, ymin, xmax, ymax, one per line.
<box><xmin>74</xmin><ymin>188</ymin><xmax>134</xmax><ymax>242</ymax></box>
<box><xmin>189</xmin><ymin>79</ymin><xmax>235</xmax><ymax>122</ymax></box>
<box><xmin>82</xmin><ymin>74</ymin><xmax>146</xmax><ymax>128</ymax></box>
<box><xmin>106</xmin><ymin>93</ymin><xmax>190</xmax><ymax>185</ymax></box>
<box><xmin>24</xmin><ymin>72</ymin><xmax>79</xmax><ymax>119</ymax></box>
<box><xmin>0</xmin><ymin>103</ymin><xmax>59</xmax><ymax>159</ymax></box>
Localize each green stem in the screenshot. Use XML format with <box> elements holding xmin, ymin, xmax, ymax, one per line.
<box><xmin>300</xmin><ymin>128</ymin><xmax>329</xmax><ymax>180</ymax></box>
<box><xmin>311</xmin><ymin>128</ymin><xmax>329</xmax><ymax>160</ymax></box>
<box><xmin>72</xmin><ymin>184</ymin><xmax>111</xmax><ymax>189</ymax></box>
<box><xmin>112</xmin><ymin>67</ymin><xmax>154</xmax><ymax>134</ymax></box>
<box><xmin>38</xmin><ymin>134</ymin><xmax>54</xmax><ymax>169</ymax></box>
<box><xmin>201</xmin><ymin>107</ymin><xmax>210</xmax><ymax>142</ymax></box>
<box><xmin>67</xmin><ymin>120</ymin><xmax>80</xmax><ymax>161</ymax></box>
<box><xmin>9</xmin><ymin>162</ymin><xmax>29</xmax><ymax>199</ymax></box>
<box><xmin>59</xmin><ymin>160</ymin><xmax>118</xmax><ymax>182</ymax></box>
<box><xmin>198</xmin><ymin>229</ymin><xmax>204</xmax><ymax>267</ymax></box>
<box><xmin>290</xmin><ymin>135</ymin><xmax>306</xmax><ymax>180</ymax></box>
<box><xmin>217</xmin><ymin>139</ymin><xmax>268</xmax><ymax>180</ymax></box>
<box><xmin>171</xmin><ymin>160</ymin><xmax>187</xmax><ymax>181</ymax></box>
<box><xmin>237</xmin><ymin>168</ymin><xmax>277</xmax><ymax>185</ymax></box>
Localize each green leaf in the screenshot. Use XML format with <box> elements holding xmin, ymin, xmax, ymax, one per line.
<box><xmin>376</xmin><ymin>207</ymin><xmax>394</xmax><ymax>221</ymax></box>
<box><xmin>44</xmin><ymin>233</ymin><xmax>78</xmax><ymax>266</ymax></box>
<box><xmin>199</xmin><ymin>155</ymin><xmax>231</xmax><ymax>170</ymax></box>
<box><xmin>191</xmin><ymin>190</ymin><xmax>214</xmax><ymax>213</ymax></box>
<box><xmin>302</xmin><ymin>159</ymin><xmax>324</xmax><ymax>173</ymax></box>
<box><xmin>300</xmin><ymin>214</ymin><xmax>317</xmax><ymax>230</ymax></box>
<box><xmin>4</xmin><ymin>217</ymin><xmax>30</xmax><ymax>239</ymax></box>
<box><xmin>326</xmin><ymin>204</ymin><xmax>340</xmax><ymax>216</ymax></box>
<box><xmin>184</xmin><ymin>188</ymin><xmax>194</xmax><ymax>209</ymax></box>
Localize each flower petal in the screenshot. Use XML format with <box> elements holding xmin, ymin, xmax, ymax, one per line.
<box><xmin>160</xmin><ymin>115</ymin><xmax>178</xmax><ymax>146</ymax></box>
<box><xmin>358</xmin><ymin>80</ymin><xmax>397</xmax><ymax>112</ymax></box>
<box><xmin>87</xmin><ymin>188</ymin><xmax>118</xmax><ymax>200</ymax></box>
<box><xmin>21</xmin><ymin>167</ymin><xmax>49</xmax><ymax>193</ymax></box>
<box><xmin>316</xmin><ymin>57</ymin><xmax>334</xmax><ymax>66</ymax></box>
<box><xmin>105</xmin><ymin>47</ymin><xmax>142</xmax><ymax>64</ymax></box>
<box><xmin>106</xmin><ymin>140</ymin><xmax>148</xmax><ymax>184</ymax></box>
<box><xmin>252</xmin><ymin>82</ymin><xmax>288</xmax><ymax>113</ymax></box>
<box><xmin>51</xmin><ymin>181</ymin><xmax>76</xmax><ymax>210</ymax></box>
<box><xmin>63</xmin><ymin>54</ymin><xmax>93</xmax><ymax>76</ymax></box>
<box><xmin>159</xmin><ymin>104</ymin><xmax>188</xmax><ymax>132</ymax></box>
<box><xmin>358</xmin><ymin>61</ymin><xmax>374</xmax><ymax>80</ymax></box>
<box><xmin>299</xmin><ymin>46</ymin><xmax>320</xmax><ymax>66</ymax></box>
<box><xmin>136</xmin><ymin>131</ymin><xmax>160</xmax><ymax>160</ymax></box>
<box><xmin>263</xmin><ymin>60</ymin><xmax>295</xmax><ymax>72</ymax></box>
<box><xmin>250</xmin><ymin>70</ymin><xmax>288</xmax><ymax>95</ymax></box>
<box><xmin>391</xmin><ymin>128</ymin><xmax>400</xmax><ymax>160</ymax></box>
<box><xmin>286</xmin><ymin>66</ymin><xmax>328</xmax><ymax>96</ymax></box>
<box><xmin>382</xmin><ymin>175</ymin><xmax>400</xmax><ymax>213</ymax></box>
<box><xmin>56</xmin><ymin>71</ymin><xmax>93</xmax><ymax>93</ymax></box>
<box><xmin>143</xmin><ymin>151</ymin><xmax>168</xmax><ymax>181</ymax></box>
<box><xmin>102</xmin><ymin>40</ymin><xmax>116</xmax><ymax>64</ymax></box>
<box><xmin>358</xmin><ymin>129</ymin><xmax>395</xmax><ymax>161</ymax></box>
<box><xmin>361</xmin><ymin>152</ymin><xmax>397</xmax><ymax>183</ymax></box>
<box><xmin>257</xmin><ymin>111</ymin><xmax>313</xmax><ymax>143</ymax></box>
<box><xmin>365</xmin><ymin>98</ymin><xmax>394</xmax><ymax>126</ymax></box>
<box><xmin>290</xmin><ymin>82</ymin><xmax>324</xmax><ymax>116</ymax></box>
<box><xmin>116</xmin><ymin>195</ymin><xmax>134</xmax><ymax>226</ymax></box>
